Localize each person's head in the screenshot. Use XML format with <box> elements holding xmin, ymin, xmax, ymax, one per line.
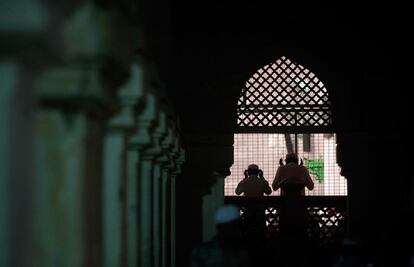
<box><xmin>285</xmin><ymin>153</ymin><xmax>299</xmax><ymax>164</ymax></box>
<box><xmin>247</xmin><ymin>164</ymin><xmax>259</xmax><ymax>175</ymax></box>
<box><xmin>214</xmin><ymin>204</ymin><xmax>241</xmax><ymax>242</ymax></box>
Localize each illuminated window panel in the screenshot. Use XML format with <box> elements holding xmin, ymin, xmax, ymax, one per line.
<box><xmin>230</xmin><ymin>56</ymin><xmax>346</xmax><ymax>196</ymax></box>
<box><xmin>225</xmin><ymin>133</ymin><xmax>347</xmax><ymax>196</ymax></box>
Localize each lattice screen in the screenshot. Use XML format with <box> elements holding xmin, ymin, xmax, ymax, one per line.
<box><xmin>228</xmin><ymin>57</ymin><xmax>346</xmax><ymax>196</ymax></box>
<box><xmin>225</xmin><ymin>133</ymin><xmax>347</xmax><ymax>196</ymax></box>
<box><xmin>238</xmin><ymin>201</ymin><xmax>347</xmax><ymax>247</ymax></box>
<box><xmin>237</xmin><ymin>56</ymin><xmax>332</xmax><ymax>128</ymax></box>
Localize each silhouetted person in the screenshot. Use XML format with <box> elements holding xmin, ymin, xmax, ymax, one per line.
<box><xmin>190</xmin><ymin>205</ymin><xmax>250</xmax><ymax>267</ymax></box>
<box><xmin>272</xmin><ymin>153</ymin><xmax>314</xmax><ymax>196</ymax></box>
<box><xmin>272</xmin><ymin>153</ymin><xmax>314</xmax><ymax>236</ymax></box>
<box><xmin>235</xmin><ymin>164</ymin><xmax>272</xmax><ymax>196</ymax></box>
<box><xmin>235</xmin><ymin>164</ymin><xmax>271</xmax><ymax>242</ymax></box>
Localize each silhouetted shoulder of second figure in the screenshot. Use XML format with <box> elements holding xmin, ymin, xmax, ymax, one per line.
<box><xmin>272</xmin><ymin>153</ymin><xmax>314</xmax><ymax>196</ymax></box>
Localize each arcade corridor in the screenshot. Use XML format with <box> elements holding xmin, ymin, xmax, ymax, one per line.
<box><xmin>1</xmin><ymin>1</ymin><xmax>414</xmax><ymax>267</ymax></box>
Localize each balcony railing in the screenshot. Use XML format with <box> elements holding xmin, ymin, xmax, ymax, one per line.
<box><xmin>224</xmin><ymin>196</ymin><xmax>348</xmax><ymax>248</ymax></box>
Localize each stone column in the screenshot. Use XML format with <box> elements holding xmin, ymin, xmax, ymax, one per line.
<box><xmin>202</xmin><ymin>172</ymin><xmax>226</xmax><ymax>242</ymax></box>
<box><xmin>143</xmin><ymin>110</ymin><xmax>168</xmax><ymax>267</ymax></box>
<box><xmin>202</xmin><ymin>179</ymin><xmax>216</xmax><ymax>242</ymax></box>
<box><xmin>160</xmin><ymin>166</ymin><xmax>170</xmax><ymax>267</ymax></box>
<box><xmin>0</xmin><ymin>1</ymin><xmax>50</xmax><ymax>266</ymax></box>
<box><xmin>183</xmin><ymin>134</ymin><xmax>233</xmax><ymax>243</ymax></box>
<box><xmin>33</xmin><ymin>68</ymin><xmax>114</xmax><ymax>267</ymax></box>
<box><xmin>123</xmin><ymin>61</ymin><xmax>149</xmax><ymax>267</ymax></box>
<box><xmin>128</xmin><ymin>92</ymin><xmax>159</xmax><ymax>267</ymax></box>
<box><xmin>102</xmin><ymin>62</ymin><xmax>145</xmax><ymax>267</ymax></box>
<box><xmin>170</xmin><ymin>148</ymin><xmax>185</xmax><ymax>267</ymax></box>
<box><xmin>31</xmin><ymin>2</ymin><xmax>133</xmax><ymax>265</ymax></box>
<box><xmin>138</xmin><ymin>157</ymin><xmax>154</xmax><ymax>267</ymax></box>
<box><xmin>126</xmin><ymin>149</ymin><xmax>139</xmax><ymax>267</ymax></box>
<box><xmin>102</xmin><ymin>126</ymin><xmax>126</xmax><ymax>267</ymax></box>
<box><xmin>0</xmin><ymin>61</ymin><xmax>36</xmax><ymax>267</ymax></box>
<box><xmin>159</xmin><ymin>127</ymin><xmax>175</xmax><ymax>267</ymax></box>
<box><xmin>0</xmin><ymin>62</ymin><xmax>12</xmax><ymax>267</ymax></box>
<box><xmin>159</xmin><ymin>119</ymin><xmax>185</xmax><ymax>267</ymax></box>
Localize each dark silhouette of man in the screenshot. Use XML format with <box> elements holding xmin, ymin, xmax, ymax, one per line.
<box><xmin>272</xmin><ymin>153</ymin><xmax>314</xmax><ymax>236</ymax></box>
<box><xmin>272</xmin><ymin>153</ymin><xmax>314</xmax><ymax>195</ymax></box>
<box><xmin>235</xmin><ymin>164</ymin><xmax>272</xmax><ymax>254</ymax></box>
<box><xmin>235</xmin><ymin>164</ymin><xmax>272</xmax><ymax>196</ymax></box>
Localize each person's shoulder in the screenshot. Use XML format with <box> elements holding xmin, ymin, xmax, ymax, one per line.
<box><xmin>300</xmin><ymin>165</ymin><xmax>309</xmax><ymax>170</ymax></box>
<box><xmin>237</xmin><ymin>178</ymin><xmax>247</xmax><ymax>184</ymax></box>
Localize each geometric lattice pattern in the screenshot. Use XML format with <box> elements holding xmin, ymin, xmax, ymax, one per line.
<box><xmin>308</xmin><ymin>206</ymin><xmax>347</xmax><ymax>246</ymax></box>
<box><xmin>225</xmin><ymin>196</ymin><xmax>347</xmax><ymax>248</ymax></box>
<box><xmin>237</xmin><ymin>56</ymin><xmax>332</xmax><ymax>128</ymax></box>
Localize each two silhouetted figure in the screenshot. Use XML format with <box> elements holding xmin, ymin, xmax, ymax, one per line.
<box><xmin>236</xmin><ymin>153</ymin><xmax>314</xmax><ymax>237</ymax></box>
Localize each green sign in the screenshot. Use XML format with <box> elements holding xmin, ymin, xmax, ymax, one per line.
<box><xmin>305</xmin><ymin>158</ymin><xmax>324</xmax><ymax>183</ymax></box>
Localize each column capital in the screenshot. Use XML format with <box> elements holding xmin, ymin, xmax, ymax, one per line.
<box><xmin>106</xmin><ymin>61</ymin><xmax>148</xmax><ymax>131</ymax></box>
<box><xmin>128</xmin><ymin>92</ymin><xmax>159</xmax><ymax>150</ymax></box>
<box><xmin>35</xmin><ymin>64</ymin><xmax>119</xmax><ymax>117</ymax></box>
<box><xmin>141</xmin><ymin>110</ymin><xmax>168</xmax><ymax>160</ymax></box>
<box><xmin>60</xmin><ymin>2</ymin><xmax>133</xmax><ymax>68</ymax></box>
<box><xmin>0</xmin><ymin>1</ymin><xmax>50</xmax><ymax>61</ymax></box>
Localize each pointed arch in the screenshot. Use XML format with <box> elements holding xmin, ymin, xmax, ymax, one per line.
<box><xmin>226</xmin><ymin>56</ymin><xmax>347</xmax><ymax>196</ymax></box>
<box><xmin>237</xmin><ymin>56</ymin><xmax>332</xmax><ymax>132</ymax></box>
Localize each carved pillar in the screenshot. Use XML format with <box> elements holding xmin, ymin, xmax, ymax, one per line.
<box><xmin>176</xmin><ymin>133</ymin><xmax>232</xmax><ymax>266</ymax></box>
<box><xmin>0</xmin><ymin>62</ymin><xmax>36</xmax><ymax>267</ymax></box>
<box><xmin>102</xmin><ymin>119</ymin><xmax>128</xmax><ymax>267</ymax></box>
<box><xmin>159</xmin><ymin>127</ymin><xmax>174</xmax><ymax>267</ymax></box>
<box><xmin>125</xmin><ymin>129</ymin><xmax>146</xmax><ymax>267</ymax></box>
<box><xmin>0</xmin><ymin>1</ymin><xmax>49</xmax><ymax>266</ymax></box>
<box><xmin>123</xmin><ymin>61</ymin><xmax>147</xmax><ymax>267</ymax></box>
<box><xmin>170</xmin><ymin>147</ymin><xmax>185</xmax><ymax>267</ymax></box>
<box><xmin>159</xmin><ymin>120</ymin><xmax>184</xmax><ymax>267</ymax></box>
<box><xmin>128</xmin><ymin>92</ymin><xmax>159</xmax><ymax>267</ymax></box>
<box><xmin>202</xmin><ymin>172</ymin><xmax>226</xmax><ymax>242</ymax></box>
<box><xmin>31</xmin><ymin>2</ymin><xmax>132</xmax><ymax>266</ymax></box>
<box><xmin>102</xmin><ymin>62</ymin><xmax>145</xmax><ymax>267</ymax></box>
<box><xmin>0</xmin><ymin>63</ymin><xmax>11</xmax><ymax>267</ymax></box>
<box><xmin>33</xmin><ymin>68</ymin><xmax>113</xmax><ymax>267</ymax></box>
<box><xmin>196</xmin><ymin>135</ymin><xmax>233</xmax><ymax>242</ymax></box>
<box><xmin>159</xmin><ymin>166</ymin><xmax>169</xmax><ymax>267</ymax></box>
<box><xmin>115</xmin><ymin>22</ymin><xmax>148</xmax><ymax>267</ymax></box>
<box><xmin>145</xmin><ymin>111</ymin><xmax>168</xmax><ymax>267</ymax></box>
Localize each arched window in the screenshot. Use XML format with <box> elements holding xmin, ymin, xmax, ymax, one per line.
<box><xmin>237</xmin><ymin>56</ymin><xmax>331</xmax><ymax>131</ymax></box>
<box><xmin>226</xmin><ymin>57</ymin><xmax>347</xmax><ymax>196</ymax></box>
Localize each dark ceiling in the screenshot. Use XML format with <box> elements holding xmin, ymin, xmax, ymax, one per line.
<box><xmin>143</xmin><ymin>1</ymin><xmax>412</xmax><ymax>134</ymax></box>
